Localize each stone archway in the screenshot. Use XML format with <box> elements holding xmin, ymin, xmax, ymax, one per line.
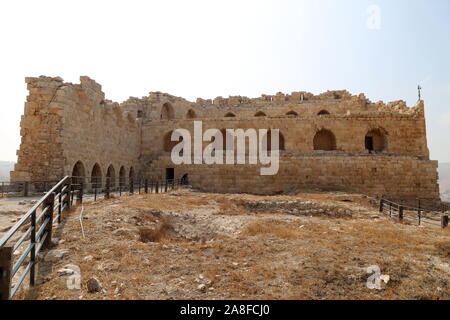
<box><xmin>129</xmin><ymin>167</ymin><xmax>135</xmax><ymax>183</ymax></box>
<box><xmin>224</xmin><ymin>112</ymin><xmax>236</xmax><ymax>118</ymax></box>
<box><xmin>119</xmin><ymin>166</ymin><xmax>126</xmax><ymax>186</ymax></box>
<box><xmin>91</xmin><ymin>163</ymin><xmax>102</xmax><ymax>189</ymax></box>
<box><xmin>186</xmin><ymin>109</ymin><xmax>197</xmax><ymax>119</ymax></box>
<box><xmin>255</xmin><ymin>111</ymin><xmax>267</xmax><ymax>117</ymax></box>
<box><xmin>313</xmin><ymin>129</ymin><xmax>336</xmax><ymax>151</ymax></box>
<box><xmin>106</xmin><ymin>165</ymin><xmax>116</xmax><ymax>187</ymax></box>
<box><xmin>161</xmin><ymin>103</ymin><xmax>175</xmax><ymax>120</ymax></box>
<box><xmin>72</xmin><ymin>161</ymin><xmax>86</xmax><ymax>185</ymax></box>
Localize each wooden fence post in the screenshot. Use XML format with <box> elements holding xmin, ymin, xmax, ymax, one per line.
<box><xmin>42</xmin><ymin>193</ymin><xmax>54</xmax><ymax>249</ymax></box>
<box><xmin>379</xmin><ymin>198</ymin><xmax>384</xmax><ymax>213</ymax></box>
<box><xmin>144</xmin><ymin>179</ymin><xmax>148</xmax><ymax>194</ymax></box>
<box><xmin>155</xmin><ymin>181</ymin><xmax>159</xmax><ymax>194</ymax></box>
<box><xmin>0</xmin><ymin>246</ymin><xmax>12</xmax><ymax>300</ymax></box>
<box><xmin>165</xmin><ymin>180</ymin><xmax>168</xmax><ymax>193</ymax></box>
<box><xmin>442</xmin><ymin>215</ymin><xmax>449</xmax><ymax>229</ymax></box>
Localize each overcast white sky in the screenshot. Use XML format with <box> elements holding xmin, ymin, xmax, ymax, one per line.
<box><xmin>0</xmin><ymin>0</ymin><xmax>449</xmax><ymax>162</ymax></box>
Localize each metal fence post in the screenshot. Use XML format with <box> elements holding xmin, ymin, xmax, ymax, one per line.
<box><xmin>42</xmin><ymin>193</ymin><xmax>55</xmax><ymax>249</ymax></box>
<box><xmin>398</xmin><ymin>205</ymin><xmax>404</xmax><ymax>223</ymax></box>
<box><xmin>0</xmin><ymin>246</ymin><xmax>12</xmax><ymax>300</ymax></box>
<box><xmin>30</xmin><ymin>210</ymin><xmax>36</xmax><ymax>286</ymax></box>
<box><xmin>105</xmin><ymin>178</ymin><xmax>110</xmax><ymax>199</ymax></box>
<box><xmin>58</xmin><ymin>184</ymin><xmax>63</xmax><ymax>224</ymax></box>
<box><xmin>130</xmin><ymin>177</ymin><xmax>134</xmax><ymax>194</ymax></box>
<box><xmin>442</xmin><ymin>215</ymin><xmax>449</xmax><ymax>229</ymax></box>
<box><xmin>78</xmin><ymin>182</ymin><xmax>84</xmax><ymax>204</ymax></box>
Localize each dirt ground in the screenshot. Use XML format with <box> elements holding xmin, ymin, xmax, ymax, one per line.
<box><xmin>12</xmin><ymin>188</ymin><xmax>450</xmax><ymax>300</ymax></box>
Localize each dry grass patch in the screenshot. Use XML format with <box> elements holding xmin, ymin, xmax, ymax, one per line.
<box><xmin>241</xmin><ymin>220</ymin><xmax>300</xmax><ymax>239</ymax></box>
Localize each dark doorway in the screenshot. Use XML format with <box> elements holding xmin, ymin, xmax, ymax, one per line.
<box><xmin>166</xmin><ymin>168</ymin><xmax>174</xmax><ymax>180</ymax></box>
<box><xmin>365</xmin><ymin>136</ymin><xmax>374</xmax><ymax>151</ymax></box>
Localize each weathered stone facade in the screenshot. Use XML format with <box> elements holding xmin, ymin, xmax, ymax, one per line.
<box><xmin>11</xmin><ymin>76</ymin><xmax>440</xmax><ymax>199</ymax></box>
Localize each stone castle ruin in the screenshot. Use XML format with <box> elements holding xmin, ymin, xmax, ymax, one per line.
<box><xmin>11</xmin><ymin>76</ymin><xmax>440</xmax><ymax>199</ymax></box>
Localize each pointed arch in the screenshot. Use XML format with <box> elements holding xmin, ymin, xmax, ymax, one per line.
<box><xmin>119</xmin><ymin>166</ymin><xmax>126</xmax><ymax>187</ymax></box>
<box><xmin>161</xmin><ymin>102</ymin><xmax>175</xmax><ymax>120</ymax></box>
<box><xmin>72</xmin><ymin>161</ymin><xmax>86</xmax><ymax>185</ymax></box>
<box><xmin>186</xmin><ymin>109</ymin><xmax>197</xmax><ymax>119</ymax></box>
<box><xmin>106</xmin><ymin>165</ymin><xmax>116</xmax><ymax>187</ymax></box>
<box><xmin>91</xmin><ymin>163</ymin><xmax>102</xmax><ymax>189</ymax></box>
<box><xmin>129</xmin><ymin>167</ymin><xmax>135</xmax><ymax>183</ymax></box>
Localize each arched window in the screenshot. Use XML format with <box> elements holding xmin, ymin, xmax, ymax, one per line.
<box><xmin>224</xmin><ymin>112</ymin><xmax>236</xmax><ymax>118</ymax></box>
<box><xmin>365</xmin><ymin>129</ymin><xmax>386</xmax><ymax>152</ymax></box>
<box><xmin>255</xmin><ymin>111</ymin><xmax>267</xmax><ymax>117</ymax></box>
<box><xmin>318</xmin><ymin>110</ymin><xmax>330</xmax><ymax>115</ymax></box>
<box><xmin>72</xmin><ymin>161</ymin><xmax>86</xmax><ymax>185</ymax></box>
<box><xmin>91</xmin><ymin>163</ymin><xmax>102</xmax><ymax>189</ymax></box>
<box><xmin>262</xmin><ymin>131</ymin><xmax>285</xmax><ymax>151</ymax></box>
<box><xmin>161</xmin><ymin>103</ymin><xmax>175</xmax><ymax>120</ymax></box>
<box><xmin>106</xmin><ymin>165</ymin><xmax>116</xmax><ymax>187</ymax></box>
<box><xmin>313</xmin><ymin>129</ymin><xmax>336</xmax><ymax>151</ymax></box>
<box><xmin>119</xmin><ymin>166</ymin><xmax>126</xmax><ymax>187</ymax></box>
<box><xmin>186</xmin><ymin>109</ymin><xmax>197</xmax><ymax>119</ymax></box>
<box><xmin>286</xmin><ymin>111</ymin><xmax>298</xmax><ymax>117</ymax></box>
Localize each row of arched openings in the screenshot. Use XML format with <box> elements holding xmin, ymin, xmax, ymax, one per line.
<box><xmin>72</xmin><ymin>162</ymin><xmax>134</xmax><ymax>188</ymax></box>
<box><xmin>160</xmin><ymin>102</ymin><xmax>330</xmax><ymax>120</ymax></box>
<box><xmin>163</xmin><ymin>128</ymin><xmax>386</xmax><ymax>153</ymax></box>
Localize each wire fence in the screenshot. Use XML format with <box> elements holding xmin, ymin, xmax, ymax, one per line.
<box><xmin>379</xmin><ymin>197</ymin><xmax>449</xmax><ymax>229</ymax></box>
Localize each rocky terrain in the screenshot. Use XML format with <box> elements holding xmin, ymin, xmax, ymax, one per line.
<box><xmin>6</xmin><ymin>188</ymin><xmax>450</xmax><ymax>300</ymax></box>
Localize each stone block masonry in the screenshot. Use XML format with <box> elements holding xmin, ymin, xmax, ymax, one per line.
<box><xmin>11</xmin><ymin>76</ymin><xmax>440</xmax><ymax>200</ymax></box>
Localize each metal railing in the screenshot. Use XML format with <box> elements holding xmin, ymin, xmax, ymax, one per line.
<box><xmin>0</xmin><ymin>180</ymin><xmax>60</xmax><ymax>198</ymax></box>
<box><xmin>0</xmin><ymin>175</ymin><xmax>187</xmax><ymax>300</ymax></box>
<box><xmin>379</xmin><ymin>197</ymin><xmax>449</xmax><ymax>228</ymax></box>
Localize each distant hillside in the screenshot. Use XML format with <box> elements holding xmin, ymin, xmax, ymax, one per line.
<box><xmin>0</xmin><ymin>161</ymin><xmax>14</xmax><ymax>181</ymax></box>
<box><xmin>438</xmin><ymin>163</ymin><xmax>450</xmax><ymax>202</ymax></box>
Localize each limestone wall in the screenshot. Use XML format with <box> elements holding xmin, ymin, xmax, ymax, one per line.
<box><xmin>11</xmin><ymin>76</ymin><xmax>141</xmax><ymax>184</ymax></box>
<box><xmin>147</xmin><ymin>155</ymin><xmax>439</xmax><ymax>199</ymax></box>
<box><xmin>11</xmin><ymin>75</ymin><xmax>439</xmax><ymax>199</ymax></box>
